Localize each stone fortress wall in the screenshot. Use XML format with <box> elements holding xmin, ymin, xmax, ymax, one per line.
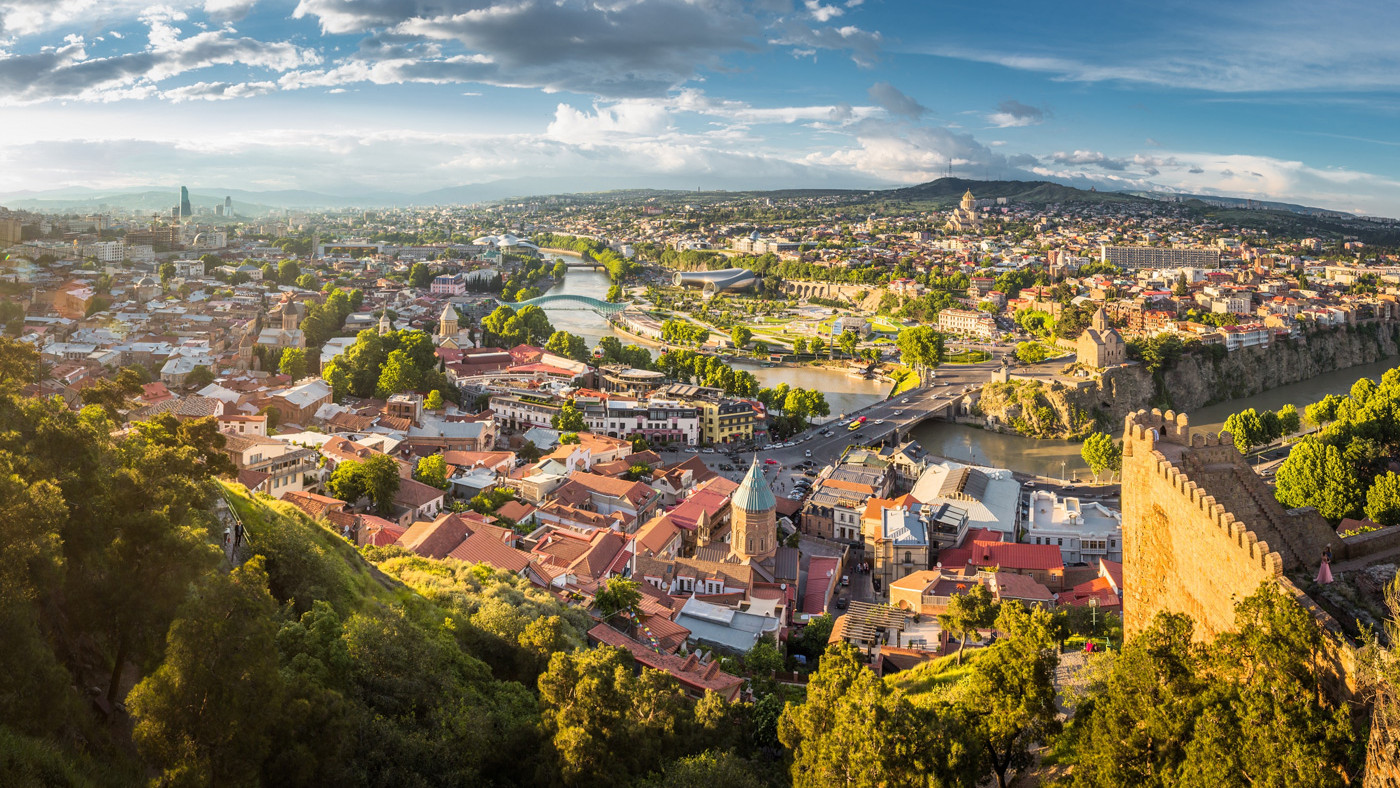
<box><xmin>1120</xmin><ymin>408</ymin><xmax>1343</xmax><ymax>637</ymax></box>
<box><xmin>1119</xmin><ymin>408</ymin><xmax>1400</xmax><ymax>785</ymax></box>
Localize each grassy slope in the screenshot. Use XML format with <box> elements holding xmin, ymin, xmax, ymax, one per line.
<box><xmin>219</xmin><ymin>482</ymin><xmax>410</xmax><ymax>614</ymax></box>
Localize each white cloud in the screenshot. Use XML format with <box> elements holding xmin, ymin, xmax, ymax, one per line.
<box><xmin>986</xmin><ymin>99</ymin><xmax>1043</xmax><ymax>128</ymax></box>
<box><xmin>546</xmin><ymin>101</ymin><xmax>673</xmax><ymax>143</ymax></box>
<box><xmin>204</xmin><ymin>0</ymin><xmax>258</xmax><ymax>21</ymax></box>
<box><xmin>0</xmin><ymin>12</ymin><xmax>318</xmax><ymax>104</ymax></box>
<box><xmin>805</xmin><ymin>1</ymin><xmax>843</xmax><ymax>22</ymax></box>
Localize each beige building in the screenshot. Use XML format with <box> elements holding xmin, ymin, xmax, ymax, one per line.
<box><xmin>945</xmin><ymin>189</ymin><xmax>983</xmax><ymax>233</ymax></box>
<box><xmin>1076</xmin><ymin>307</ymin><xmax>1126</xmax><ymax>369</ymax></box>
<box><xmin>938</xmin><ymin>308</ymin><xmax>998</xmax><ymax>339</ymax></box>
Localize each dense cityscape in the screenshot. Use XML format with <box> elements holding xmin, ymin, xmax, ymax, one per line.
<box><xmin>8</xmin><ymin>0</ymin><xmax>1400</xmax><ymax>782</ymax></box>
<box><xmin>3</xmin><ymin>176</ymin><xmax>1400</xmax><ymax>785</ymax></box>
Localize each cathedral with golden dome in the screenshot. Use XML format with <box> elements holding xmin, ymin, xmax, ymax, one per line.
<box><xmin>945</xmin><ymin>188</ymin><xmax>983</xmax><ymax>233</ymax></box>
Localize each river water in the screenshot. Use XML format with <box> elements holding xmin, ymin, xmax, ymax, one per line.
<box><xmin>540</xmin><ymin>254</ymin><xmax>631</xmax><ymax>348</ymax></box>
<box><xmin>543</xmin><ymin>255</ymin><xmax>1400</xmax><ymax>479</ymax></box>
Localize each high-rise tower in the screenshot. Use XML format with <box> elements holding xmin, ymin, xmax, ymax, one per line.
<box><xmin>179</xmin><ymin>186</ymin><xmax>192</xmax><ymax>218</ymax></box>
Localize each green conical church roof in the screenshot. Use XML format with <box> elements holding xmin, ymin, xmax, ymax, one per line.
<box><xmin>733</xmin><ymin>456</ymin><xmax>776</xmax><ymax>514</ymax></box>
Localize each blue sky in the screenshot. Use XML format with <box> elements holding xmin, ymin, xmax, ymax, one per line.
<box><xmin>1</xmin><ymin>0</ymin><xmax>1398</xmax><ymax>215</ymax></box>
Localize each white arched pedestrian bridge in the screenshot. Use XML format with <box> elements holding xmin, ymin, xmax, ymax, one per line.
<box><xmin>499</xmin><ymin>294</ymin><xmax>629</xmax><ymax>314</ymax></box>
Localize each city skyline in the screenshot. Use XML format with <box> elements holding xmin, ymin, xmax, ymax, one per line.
<box><xmin>2</xmin><ymin>0</ymin><xmax>1399</xmax><ymax>215</ymax></box>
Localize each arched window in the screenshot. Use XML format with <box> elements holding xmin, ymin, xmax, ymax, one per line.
<box><xmin>747</xmin><ymin>537</ymin><xmax>754</xmax><ymax>552</ymax></box>
<box><xmin>904</xmin><ymin>551</ymin><xmax>912</xmax><ymax>564</ymax></box>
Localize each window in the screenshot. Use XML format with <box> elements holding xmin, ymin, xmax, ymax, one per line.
<box><xmin>1057</xmin><ymin>538</ymin><xmax>1063</xmax><ymax>546</ymax></box>
<box><xmin>904</xmin><ymin>551</ymin><xmax>912</xmax><ymax>564</ymax></box>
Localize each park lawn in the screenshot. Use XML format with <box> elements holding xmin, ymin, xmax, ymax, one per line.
<box><xmin>889</xmin><ymin>366</ymin><xmax>920</xmax><ymax>396</ymax></box>
<box><xmin>869</xmin><ymin>316</ymin><xmax>905</xmax><ymax>333</ymax></box>
<box><xmin>943</xmin><ymin>349</ymin><xmax>992</xmax><ymax>364</ymax></box>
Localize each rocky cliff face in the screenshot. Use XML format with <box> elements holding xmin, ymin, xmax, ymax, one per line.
<box><xmin>977</xmin><ymin>325</ymin><xmax>1400</xmax><ymax>439</ymax></box>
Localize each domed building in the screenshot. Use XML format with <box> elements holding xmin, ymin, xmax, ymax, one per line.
<box><xmin>730</xmin><ymin>457</ymin><xmax>778</xmax><ymax>563</ymax></box>
<box><xmin>133</xmin><ymin>275</ymin><xmax>161</xmax><ymax>302</ymax></box>
<box><xmin>945</xmin><ymin>189</ymin><xmax>984</xmax><ymax>233</ymax></box>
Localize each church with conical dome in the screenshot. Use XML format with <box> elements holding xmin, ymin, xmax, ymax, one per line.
<box><xmin>628</xmin><ymin>454</ymin><xmax>797</xmax><ymax>601</ymax></box>
<box><xmin>730</xmin><ymin>457</ymin><xmax>778</xmax><ymax>563</ymax></box>
<box><xmin>945</xmin><ymin>188</ymin><xmax>984</xmax><ymax>233</ymax></box>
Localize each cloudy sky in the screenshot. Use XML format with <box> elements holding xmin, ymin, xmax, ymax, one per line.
<box><xmin>2</xmin><ymin>0</ymin><xmax>1399</xmax><ymax>214</ymax></box>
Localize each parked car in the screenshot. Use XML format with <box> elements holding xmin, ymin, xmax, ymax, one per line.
<box><xmin>804</xmin><ymin>449</ymin><xmax>812</xmax><ymax>457</ymax></box>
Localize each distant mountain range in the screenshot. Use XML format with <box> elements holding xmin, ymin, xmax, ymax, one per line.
<box><xmin>0</xmin><ymin>177</ymin><xmax>1377</xmax><ymax>222</ymax></box>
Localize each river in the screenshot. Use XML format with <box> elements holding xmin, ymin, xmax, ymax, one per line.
<box><xmin>545</xmin><ymin>256</ymin><xmax>1400</xmax><ymax>479</ymax></box>
<box><xmin>542</xmin><ymin>257</ymin><xmax>892</xmax><ymax>418</ymax></box>
<box><xmin>910</xmin><ymin>356</ymin><xmax>1400</xmax><ymax>480</ymax></box>
<box><xmin>540</xmin><ymin>253</ymin><xmax>631</xmax><ymax>348</ymax></box>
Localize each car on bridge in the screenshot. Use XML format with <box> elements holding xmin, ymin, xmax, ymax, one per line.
<box><xmin>847</xmin><ymin>416</ymin><xmax>867</xmax><ymax>430</ymax></box>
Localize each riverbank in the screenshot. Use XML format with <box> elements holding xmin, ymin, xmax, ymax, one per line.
<box><xmin>972</xmin><ymin>324</ymin><xmax>1400</xmax><ymax>441</ymax></box>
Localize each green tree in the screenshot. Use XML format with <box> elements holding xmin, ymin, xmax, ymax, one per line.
<box><xmin>837</xmin><ymin>329</ymin><xmax>859</xmax><ymax>357</ymax></box>
<box><xmin>518</xmin><ymin>441</ymin><xmax>541</xmax><ymax>463</ymax></box>
<box><xmin>409</xmin><ymin>263</ymin><xmax>433</xmax><ymax>288</ymax></box>
<box><xmin>606</xmin><ymin>284</ymin><xmax>623</xmax><ymax>302</ymax></box>
<box><xmin>552</xmin><ymin>401</ymin><xmax>586</xmax><ymax>432</ymax></box>
<box><xmin>895</xmin><ymin>325</ymin><xmax>942</xmax><ymax>379</ymax></box>
<box><xmin>295</xmin><ymin>273</ymin><xmax>317</xmax><ymax>289</ymax></box>
<box><xmin>810</xmin><ymin>336</ymin><xmax>826</xmax><ymax>357</ymax></box>
<box><xmin>1221</xmin><ymin>408</ymin><xmax>1265</xmax><ymax>454</ymax></box>
<box><xmin>538</xmin><ymin>646</ymin><xmax>687</xmax><ymax>787</ymax></box>
<box><xmin>951</xmin><ymin>603</ymin><xmax>1060</xmax><ymax>788</ymax></box>
<box><xmin>80</xmin><ymin>378</ymin><xmax>130</xmax><ymax>423</ymax></box>
<box><xmin>278</xmin><ymin>259</ymin><xmax>301</xmax><ymax>286</ymax></box>
<box><xmin>184</xmin><ymin>365</ymin><xmax>214</xmax><ymax>389</ymax></box>
<box><xmin>1277</xmin><ymin>403</ymin><xmax>1302</xmax><ymax>436</ymax></box>
<box><xmin>425</xmin><ymin>389</ymin><xmax>444</xmax><ymax>410</ymax></box>
<box><xmin>128</xmin><ymin>559</ymin><xmax>284</xmax><ymax>788</ymax></box>
<box><xmin>938</xmin><ymin>583</ymin><xmax>999</xmax><ymax>664</ymax></box>
<box><xmin>545</xmin><ymin>330</ymin><xmax>589</xmax><ymax>362</ymax></box>
<box><xmin>1174</xmin><ymin>271</ymin><xmax>1189</xmax><ymax>297</ymax></box>
<box><xmin>745</xmin><ymin>638</ymin><xmax>784</xmax><ymax>678</ymax></box>
<box><xmin>1275</xmin><ymin>437</ymin><xmax>1363</xmax><ymax>522</ymax></box>
<box><xmin>1015</xmin><ymin>341</ymin><xmax>1050</xmax><ymax>364</ymax></box>
<box><xmin>374</xmin><ymin>349</ymin><xmax>420</xmax><ymax>398</ymax></box>
<box><xmin>1081</xmin><ymin>432</ymin><xmax>1123</xmax><ymax>482</ymax></box>
<box><xmin>792</xmin><ymin>337</ymin><xmax>808</xmax><ymax>355</ymax></box>
<box><xmin>327</xmin><ymin>454</ymin><xmax>401</xmax><ymax>516</ymax></box>
<box><xmin>279</xmin><ymin>347</ymin><xmax>308</xmax><ymax>380</ymax></box>
<box><xmin>414</xmin><ymin>454</ymin><xmax>449</xmax><ymax>490</ymax></box>
<box><xmin>779</xmin><ymin>643</ymin><xmax>975</xmax><ymax>788</ymax></box>
<box><xmin>731</xmin><ymin>325</ymin><xmax>752</xmax><ymax>348</ymax></box>
<box><xmin>593</xmin><ymin>578</ymin><xmax>641</xmax><ymax>620</ymax></box>
<box><xmin>1367</xmin><ymin>472</ymin><xmax>1400</xmax><ymax>526</ymax></box>
<box><xmin>1305</xmin><ymin>394</ymin><xmax>1343</xmax><ymax>426</ymax></box>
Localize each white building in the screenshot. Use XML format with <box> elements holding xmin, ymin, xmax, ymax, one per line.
<box><xmin>1022</xmin><ymin>489</ymin><xmax>1122</xmax><ymax>564</ymax></box>
<box><xmin>937</xmin><ymin>308</ymin><xmax>998</xmax><ymax>339</ymax></box>
<box><xmin>908</xmin><ymin>461</ymin><xmax>1021</xmax><ymax>543</ymax></box>
<box><xmin>174</xmin><ymin>259</ymin><xmax>205</xmax><ymax>277</ymax></box>
<box><xmin>431</xmin><ymin>273</ymin><xmax>466</xmax><ymax>295</ymax></box>
<box><xmin>90</xmin><ymin>240</ymin><xmax>125</xmax><ymax>263</ymax></box>
<box><xmin>1221</xmin><ymin>323</ymin><xmax>1272</xmax><ymax>352</ymax></box>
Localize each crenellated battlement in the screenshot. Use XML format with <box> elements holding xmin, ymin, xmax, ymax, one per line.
<box><xmin>1120</xmin><ymin>407</ymin><xmax>1337</xmax><ymax>637</ymax></box>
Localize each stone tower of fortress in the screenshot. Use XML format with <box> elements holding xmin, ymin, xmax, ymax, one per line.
<box><xmin>1120</xmin><ymin>408</ymin><xmax>1400</xmax><ymax>785</ymax></box>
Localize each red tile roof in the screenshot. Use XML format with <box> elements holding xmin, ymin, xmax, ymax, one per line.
<box><xmin>804</xmin><ymin>557</ymin><xmax>841</xmax><ymax>615</ymax></box>
<box><xmin>588</xmin><ymin>624</ymin><xmax>744</xmax><ymax>701</ymax></box>
<box><xmin>447</xmin><ymin>530</ymin><xmax>531</xmax><ymax>573</ymax></box>
<box><xmin>941</xmin><ymin>540</ymin><xmax>1064</xmax><ymax>573</ymax></box>
<box><xmin>397</xmin><ymin>512</ymin><xmax>472</xmax><ymax>559</ymax></box>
